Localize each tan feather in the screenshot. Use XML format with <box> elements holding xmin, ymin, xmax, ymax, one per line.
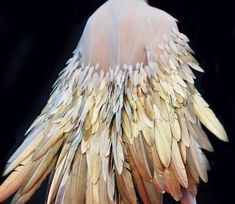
<box><xmin>106</xmin><ymin>167</ymin><xmax>115</xmax><ymax>203</ymax></box>
<box><xmin>136</xmin><ymin>100</ymin><xmax>154</xmax><ymax>129</ymax></box>
<box><xmin>144</xmin><ymin>94</ymin><xmax>156</xmax><ymax>121</ymax></box>
<box><xmin>32</xmin><ymin>125</ymin><xmax>65</xmax><ymax>160</ymax></box>
<box><xmin>189</xmin><ymin>137</ymin><xmax>209</xmax><ymax>183</ymax></box>
<box><xmin>186</xmin><ymin>147</ymin><xmax>200</xmax><ymax>183</ymax></box>
<box><xmin>154</xmin><ymin>122</ymin><xmax>171</xmax><ymax>168</ymax></box>
<box><xmin>151</xmin><ymin>145</ymin><xmax>164</xmax><ymax>173</ymax></box>
<box><xmin>20</xmin><ymin>138</ymin><xmax>63</xmax><ymax>194</ymax></box>
<box><xmin>0</xmin><ymin>158</ymin><xmax>32</xmax><ymax>202</ymax></box>
<box><xmin>67</xmin><ymin>152</ymin><xmax>87</xmax><ymax>204</ymax></box>
<box><xmin>116</xmin><ymin>166</ymin><xmax>137</xmax><ymax>204</ymax></box>
<box><xmin>185</xmin><ymin>165</ymin><xmax>198</xmax><ymax>196</ymax></box>
<box><xmin>127</xmin><ymin>147</ymin><xmax>151</xmax><ymax>204</ymax></box>
<box><xmin>144</xmin><ymin>180</ymin><xmax>164</xmax><ymax>204</ymax></box>
<box><xmin>178</xmin><ymin>111</ymin><xmax>190</xmax><ymax>147</ymax></box>
<box><xmin>152</xmin><ymin>170</ymin><xmax>165</xmax><ymax>193</ymax></box>
<box><xmin>11</xmin><ymin>157</ymin><xmax>57</xmax><ymax>204</ymax></box>
<box><xmin>55</xmin><ymin>140</ymin><xmax>71</xmax><ymax>168</ymax></box>
<box><xmin>192</xmin><ymin>92</ymin><xmax>228</xmax><ymax>142</ymax></box>
<box><xmin>150</xmin><ymin>145</ymin><xmax>165</xmax><ymax>192</ymax></box>
<box><xmin>171</xmin><ymin>139</ymin><xmax>188</xmax><ymax>188</ymax></box>
<box><xmin>179</xmin><ymin>140</ymin><xmax>187</xmax><ymax>164</ymax></box>
<box><xmin>170</xmin><ymin>116</ymin><xmax>181</xmax><ymax>142</ymax></box>
<box><xmin>163</xmin><ymin>163</ymin><xmax>181</xmax><ymax>201</ymax></box>
<box><xmin>3</xmin><ymin>129</ymin><xmax>44</xmax><ymax>176</ymax></box>
<box><xmin>90</xmin><ymin>152</ymin><xmax>101</xmax><ymax>184</ymax></box>
<box><xmin>188</xmin><ymin>120</ymin><xmax>214</xmax><ymax>152</ymax></box>
<box><xmin>159</xmin><ymin>99</ymin><xmax>170</xmax><ymax>121</ymax></box>
<box><xmin>156</xmin><ymin>119</ymin><xmax>172</xmax><ymax>146</ymax></box>
<box><xmin>97</xmin><ymin>177</ymin><xmax>109</xmax><ymax>204</ymax></box>
<box><xmin>182</xmin><ymin>102</ymin><xmax>197</xmax><ymax>124</ymax></box>
<box><xmin>122</xmin><ymin>108</ymin><xmax>133</xmax><ymax>143</ymax></box>
<box><xmin>111</xmin><ymin>126</ymin><xmax>124</xmax><ymax>175</ymax></box>
<box><xmin>128</xmin><ymin>137</ymin><xmax>152</xmax><ymax>180</ymax></box>
<box><xmin>142</xmin><ymin>125</ymin><xmax>155</xmax><ymax>146</ymax></box>
<box><xmin>46</xmin><ymin>156</ymin><xmax>67</xmax><ymax>204</ymax></box>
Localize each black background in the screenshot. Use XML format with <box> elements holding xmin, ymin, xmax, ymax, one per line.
<box><xmin>0</xmin><ymin>0</ymin><xmax>235</xmax><ymax>203</ymax></box>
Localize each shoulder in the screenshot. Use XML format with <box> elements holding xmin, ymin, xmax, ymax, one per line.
<box><xmin>86</xmin><ymin>1</ymin><xmax>110</xmax><ymax>26</ymax></box>
<box><xmin>146</xmin><ymin>5</ymin><xmax>178</xmax><ymax>29</ymax></box>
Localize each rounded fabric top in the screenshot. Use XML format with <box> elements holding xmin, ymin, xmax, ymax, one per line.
<box><xmin>73</xmin><ymin>0</ymin><xmax>179</xmax><ymax>73</ymax></box>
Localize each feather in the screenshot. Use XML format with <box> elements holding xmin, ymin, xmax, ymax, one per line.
<box><xmin>178</xmin><ymin>110</ymin><xmax>190</xmax><ymax>147</ymax></box>
<box><xmin>0</xmin><ymin>159</ymin><xmax>32</xmax><ymax>202</ymax></box>
<box><xmin>152</xmin><ymin>170</ymin><xmax>165</xmax><ymax>193</ymax></box>
<box><xmin>20</xmin><ymin>138</ymin><xmax>63</xmax><ymax>194</ymax></box>
<box><xmin>185</xmin><ymin>165</ymin><xmax>198</xmax><ymax>196</ymax></box>
<box><xmin>163</xmin><ymin>164</ymin><xmax>181</xmax><ymax>201</ymax></box>
<box><xmin>188</xmin><ymin>62</ymin><xmax>204</xmax><ymax>73</ymax></box>
<box><xmin>11</xmin><ymin>157</ymin><xmax>57</xmax><ymax>204</ymax></box>
<box><xmin>170</xmin><ymin>116</ymin><xmax>181</xmax><ymax>142</ymax></box>
<box><xmin>128</xmin><ymin>136</ymin><xmax>152</xmax><ymax>180</ymax></box>
<box><xmin>65</xmin><ymin>151</ymin><xmax>87</xmax><ymax>204</ymax></box>
<box><xmin>111</xmin><ymin>124</ymin><xmax>124</xmax><ymax>174</ymax></box>
<box><xmin>150</xmin><ymin>145</ymin><xmax>165</xmax><ymax>192</ymax></box>
<box><xmin>136</xmin><ymin>100</ymin><xmax>154</xmax><ymax>129</ymax></box>
<box><xmin>90</xmin><ymin>151</ymin><xmax>102</xmax><ymax>184</ymax></box>
<box><xmin>192</xmin><ymin>92</ymin><xmax>228</xmax><ymax>142</ymax></box>
<box><xmin>189</xmin><ymin>137</ymin><xmax>209</xmax><ymax>183</ymax></box>
<box><xmin>171</xmin><ymin>139</ymin><xmax>188</xmax><ymax>188</ymax></box>
<box><xmin>116</xmin><ymin>165</ymin><xmax>137</xmax><ymax>204</ymax></box>
<box><xmin>127</xmin><ymin>147</ymin><xmax>151</xmax><ymax>204</ymax></box>
<box><xmin>3</xmin><ymin>126</ymin><xmax>44</xmax><ymax>176</ymax></box>
<box><xmin>186</xmin><ymin>147</ymin><xmax>200</xmax><ymax>183</ymax></box>
<box><xmin>159</xmin><ymin>99</ymin><xmax>170</xmax><ymax>121</ymax></box>
<box><xmin>182</xmin><ymin>102</ymin><xmax>197</xmax><ymax>124</ymax></box>
<box><xmin>144</xmin><ymin>94</ymin><xmax>156</xmax><ymax>121</ymax></box>
<box><xmin>122</xmin><ymin>107</ymin><xmax>133</xmax><ymax>143</ymax></box>
<box><xmin>97</xmin><ymin>177</ymin><xmax>109</xmax><ymax>204</ymax></box>
<box><xmin>156</xmin><ymin>119</ymin><xmax>172</xmax><ymax>146</ymax></box>
<box><xmin>144</xmin><ymin>180</ymin><xmax>163</xmax><ymax>204</ymax></box>
<box><xmin>142</xmin><ymin>125</ymin><xmax>155</xmax><ymax>146</ymax></box>
<box><xmin>188</xmin><ymin>120</ymin><xmax>214</xmax><ymax>152</ymax></box>
<box><xmin>154</xmin><ymin>122</ymin><xmax>171</xmax><ymax>168</ymax></box>
<box><xmin>32</xmin><ymin>125</ymin><xmax>66</xmax><ymax>160</ymax></box>
<box><xmin>151</xmin><ymin>145</ymin><xmax>164</xmax><ymax>173</ymax></box>
<box><xmin>46</xmin><ymin>156</ymin><xmax>67</xmax><ymax>204</ymax></box>
<box><xmin>106</xmin><ymin>166</ymin><xmax>115</xmax><ymax>203</ymax></box>
<box><xmin>179</xmin><ymin>140</ymin><xmax>187</xmax><ymax>164</ymax></box>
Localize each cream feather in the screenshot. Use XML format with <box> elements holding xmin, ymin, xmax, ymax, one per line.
<box><xmin>192</xmin><ymin>91</ymin><xmax>228</xmax><ymax>142</ymax></box>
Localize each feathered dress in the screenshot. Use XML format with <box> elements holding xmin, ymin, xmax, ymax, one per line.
<box><xmin>0</xmin><ymin>0</ymin><xmax>229</xmax><ymax>203</ymax></box>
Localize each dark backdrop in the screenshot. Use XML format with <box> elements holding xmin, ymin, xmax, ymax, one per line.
<box><xmin>0</xmin><ymin>0</ymin><xmax>234</xmax><ymax>203</ymax></box>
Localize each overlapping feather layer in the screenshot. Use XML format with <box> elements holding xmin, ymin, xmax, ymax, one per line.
<box><xmin>0</xmin><ymin>26</ymin><xmax>228</xmax><ymax>204</ymax></box>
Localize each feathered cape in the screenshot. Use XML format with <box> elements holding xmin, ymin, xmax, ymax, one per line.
<box><xmin>0</xmin><ymin>3</ymin><xmax>228</xmax><ymax>204</ymax></box>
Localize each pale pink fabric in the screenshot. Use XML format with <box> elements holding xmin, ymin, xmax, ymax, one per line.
<box><xmin>74</xmin><ymin>0</ymin><xmax>179</xmax><ymax>73</ymax></box>
<box><xmin>181</xmin><ymin>188</ymin><xmax>197</xmax><ymax>204</ymax></box>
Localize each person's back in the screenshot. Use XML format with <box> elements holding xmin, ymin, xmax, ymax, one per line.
<box><xmin>76</xmin><ymin>0</ymin><xmax>178</xmax><ymax>71</ymax></box>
